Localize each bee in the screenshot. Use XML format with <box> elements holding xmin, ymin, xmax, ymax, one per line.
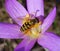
<box><xmin>20</xmin><ymin>17</ymin><xmax>39</xmax><ymax>33</ymax></box>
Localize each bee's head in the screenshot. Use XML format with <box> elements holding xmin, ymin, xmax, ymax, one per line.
<box><xmin>34</xmin><ymin>10</ymin><xmax>44</xmax><ymax>23</ymax></box>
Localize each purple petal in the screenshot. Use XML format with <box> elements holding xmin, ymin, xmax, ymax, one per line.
<box><xmin>41</xmin><ymin>7</ymin><xmax>56</xmax><ymax>33</ymax></box>
<box><xmin>14</xmin><ymin>38</ymin><xmax>36</xmax><ymax>51</ymax></box>
<box><xmin>27</xmin><ymin>0</ymin><xmax>44</xmax><ymax>16</ymax></box>
<box><xmin>0</xmin><ymin>23</ymin><xmax>25</xmax><ymax>39</ymax></box>
<box><xmin>5</xmin><ymin>0</ymin><xmax>28</xmax><ymax>26</ymax></box>
<box><xmin>37</xmin><ymin>32</ymin><xmax>60</xmax><ymax>51</ymax></box>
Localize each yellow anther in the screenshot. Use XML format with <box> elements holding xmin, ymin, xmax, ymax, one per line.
<box><xmin>25</xmin><ymin>14</ymin><xmax>30</xmax><ymax>18</ymax></box>
<box><xmin>23</xmin><ymin>14</ymin><xmax>30</xmax><ymax>24</ymax></box>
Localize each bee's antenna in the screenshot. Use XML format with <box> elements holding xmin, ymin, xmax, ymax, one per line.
<box><xmin>35</xmin><ymin>10</ymin><xmax>39</xmax><ymax>17</ymax></box>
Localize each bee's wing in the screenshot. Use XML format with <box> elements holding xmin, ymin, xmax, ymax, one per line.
<box><xmin>16</xmin><ymin>14</ymin><xmax>35</xmax><ymax>21</ymax></box>
<box><xmin>16</xmin><ymin>17</ymin><xmax>24</xmax><ymax>20</ymax></box>
<box><xmin>16</xmin><ymin>16</ymin><xmax>31</xmax><ymax>23</ymax></box>
<box><xmin>13</xmin><ymin>17</ymin><xmax>24</xmax><ymax>26</ymax></box>
<box><xmin>15</xmin><ymin>15</ymin><xmax>35</xmax><ymax>25</ymax></box>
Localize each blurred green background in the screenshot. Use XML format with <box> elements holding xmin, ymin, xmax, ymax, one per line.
<box><xmin>0</xmin><ymin>0</ymin><xmax>60</xmax><ymax>51</ymax></box>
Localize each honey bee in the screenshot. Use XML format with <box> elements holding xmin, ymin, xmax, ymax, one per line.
<box><xmin>20</xmin><ymin>17</ymin><xmax>39</xmax><ymax>32</ymax></box>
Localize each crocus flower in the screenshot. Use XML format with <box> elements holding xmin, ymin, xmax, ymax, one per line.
<box><xmin>0</xmin><ymin>0</ymin><xmax>60</xmax><ymax>51</ymax></box>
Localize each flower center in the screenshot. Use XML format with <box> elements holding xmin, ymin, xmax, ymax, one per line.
<box><xmin>20</xmin><ymin>14</ymin><xmax>42</xmax><ymax>38</ymax></box>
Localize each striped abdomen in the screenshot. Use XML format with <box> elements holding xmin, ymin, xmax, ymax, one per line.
<box><xmin>20</xmin><ymin>17</ymin><xmax>39</xmax><ymax>32</ymax></box>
